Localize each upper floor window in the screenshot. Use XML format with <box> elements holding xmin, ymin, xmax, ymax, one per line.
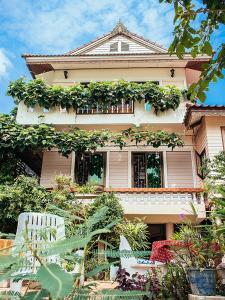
<box><xmin>110</xmin><ymin>42</ymin><xmax>118</xmax><ymax>52</ymax></box>
<box><xmin>121</xmin><ymin>42</ymin><xmax>129</xmax><ymax>51</ymax></box>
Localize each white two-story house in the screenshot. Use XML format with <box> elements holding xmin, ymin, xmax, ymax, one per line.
<box><xmin>17</xmin><ymin>22</ymin><xmax>225</xmax><ymax>242</ymax></box>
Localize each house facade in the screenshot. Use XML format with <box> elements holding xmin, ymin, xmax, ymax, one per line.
<box><xmin>17</xmin><ymin>22</ymin><xmax>225</xmax><ymax>242</ymax></box>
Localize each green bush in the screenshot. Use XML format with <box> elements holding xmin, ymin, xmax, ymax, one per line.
<box><xmin>115</xmin><ymin>218</ymin><xmax>149</xmax><ymax>251</ymax></box>
<box><xmin>0</xmin><ymin>175</ymin><xmax>48</xmax><ymax>233</ymax></box>
<box><xmin>87</xmin><ymin>192</ymin><xmax>124</xmax><ymax>232</ymax></box>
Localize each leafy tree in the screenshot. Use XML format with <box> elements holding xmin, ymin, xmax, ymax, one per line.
<box><xmin>160</xmin><ymin>0</ymin><xmax>225</xmax><ymax>101</ymax></box>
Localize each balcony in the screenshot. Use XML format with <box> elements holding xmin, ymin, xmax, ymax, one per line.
<box><xmin>76</xmin><ymin>188</ymin><xmax>206</xmax><ymax>223</ymax></box>
<box><xmin>76</xmin><ymin>100</ymin><xmax>134</xmax><ymax>114</ymax></box>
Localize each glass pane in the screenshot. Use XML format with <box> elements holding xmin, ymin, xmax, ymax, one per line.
<box><xmin>75</xmin><ymin>153</ymin><xmax>104</xmax><ymax>185</ymax></box>
<box><xmin>146</xmin><ymin>153</ymin><xmax>162</xmax><ymax>188</ymax></box>
<box><xmin>133</xmin><ymin>153</ymin><xmax>146</xmax><ymax>188</ymax></box>
<box><xmin>88</xmin><ymin>153</ymin><xmax>104</xmax><ymax>185</ymax></box>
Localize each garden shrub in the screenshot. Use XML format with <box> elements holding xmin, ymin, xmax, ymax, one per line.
<box><xmin>0</xmin><ymin>175</ymin><xmax>48</xmax><ymax>233</ymax></box>
<box><xmin>115</xmin><ymin>218</ymin><xmax>149</xmax><ymax>250</ymax></box>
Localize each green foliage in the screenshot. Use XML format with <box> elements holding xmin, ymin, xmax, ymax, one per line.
<box><xmin>87</xmin><ymin>193</ymin><xmax>124</xmax><ymax>232</ymax></box>
<box><xmin>161</xmin><ymin>263</ymin><xmax>191</xmax><ymax>300</ymax></box>
<box><xmin>204</xmin><ymin>152</ymin><xmax>225</xmax><ymax>234</ymax></box>
<box><xmin>160</xmin><ymin>0</ymin><xmax>225</xmax><ymax>101</ymax></box>
<box><xmin>7</xmin><ymin>78</ymin><xmax>182</xmax><ymax>114</ymax></box>
<box><xmin>36</xmin><ymin>263</ymin><xmax>74</xmax><ymax>298</ymax></box>
<box><xmin>0</xmin><ymin>176</ymin><xmax>47</xmax><ymax>233</ymax></box>
<box><xmin>172</xmin><ymin>223</ymin><xmax>224</xmax><ymax>269</ymax></box>
<box><xmin>115</xmin><ymin>219</ymin><xmax>149</xmax><ymax>251</ymax></box>
<box><xmin>0</xmin><ymin>114</ymin><xmax>184</xmax><ymax>157</ymax></box>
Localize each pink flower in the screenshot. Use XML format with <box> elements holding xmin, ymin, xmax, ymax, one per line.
<box><xmin>179</xmin><ymin>212</ymin><xmax>185</xmax><ymax>220</ymax></box>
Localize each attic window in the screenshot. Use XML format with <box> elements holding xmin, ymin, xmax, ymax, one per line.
<box><xmin>110</xmin><ymin>42</ymin><xmax>118</xmax><ymax>52</ymax></box>
<box><xmin>121</xmin><ymin>42</ymin><xmax>129</xmax><ymax>51</ymax></box>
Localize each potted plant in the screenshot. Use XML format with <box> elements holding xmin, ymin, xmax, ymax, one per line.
<box><xmin>172</xmin><ymin>224</ymin><xmax>224</xmax><ymax>296</ymax></box>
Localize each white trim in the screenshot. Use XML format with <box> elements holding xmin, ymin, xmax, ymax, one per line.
<box><xmin>106</xmin><ymin>151</ymin><xmax>110</xmax><ymax>188</ymax></box>
<box><xmin>128</xmin><ymin>151</ymin><xmax>132</xmax><ymax>188</ymax></box>
<box><xmin>163</xmin><ymin>151</ymin><xmax>168</xmax><ymax>188</ymax></box>
<box><xmin>191</xmin><ymin>149</ymin><xmax>197</xmax><ymax>187</ymax></box>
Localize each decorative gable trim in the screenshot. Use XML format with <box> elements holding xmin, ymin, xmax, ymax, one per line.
<box><xmin>67</xmin><ymin>21</ymin><xmax>167</xmax><ymax>56</ymax></box>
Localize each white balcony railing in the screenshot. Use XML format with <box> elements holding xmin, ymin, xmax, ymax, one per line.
<box><xmin>76</xmin><ymin>100</ymin><xmax>133</xmax><ymax>114</ymax></box>
<box><xmin>75</xmin><ymin>188</ymin><xmax>206</xmax><ymax>222</ymax></box>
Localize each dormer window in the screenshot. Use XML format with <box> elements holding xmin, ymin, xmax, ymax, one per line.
<box><xmin>110</xmin><ymin>42</ymin><xmax>118</xmax><ymax>52</ymax></box>
<box><xmin>121</xmin><ymin>42</ymin><xmax>129</xmax><ymax>51</ymax></box>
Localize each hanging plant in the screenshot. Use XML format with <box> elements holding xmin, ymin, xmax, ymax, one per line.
<box><xmin>7</xmin><ymin>78</ymin><xmax>182</xmax><ymax>114</ymax></box>
<box><xmin>0</xmin><ymin>114</ymin><xmax>184</xmax><ymax>157</ymax></box>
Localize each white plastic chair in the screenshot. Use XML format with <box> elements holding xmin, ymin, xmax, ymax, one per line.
<box><xmin>10</xmin><ymin>212</ymin><xmax>84</xmax><ymax>293</ymax></box>
<box><xmin>119</xmin><ymin>235</ymin><xmax>165</xmax><ymax>276</ymax></box>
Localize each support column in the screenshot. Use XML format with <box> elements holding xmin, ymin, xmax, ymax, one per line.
<box><xmin>128</xmin><ymin>151</ymin><xmax>132</xmax><ymax>188</ymax></box>
<box><xmin>163</xmin><ymin>151</ymin><xmax>168</xmax><ymax>188</ymax></box>
<box><xmin>166</xmin><ymin>223</ymin><xmax>174</xmax><ymax>239</ymax></box>
<box><xmin>70</xmin><ymin>152</ymin><xmax>75</xmax><ymax>182</ymax></box>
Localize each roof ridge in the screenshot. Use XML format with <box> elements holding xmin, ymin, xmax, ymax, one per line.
<box><xmin>65</xmin><ymin>21</ymin><xmax>167</xmax><ymax>55</ymax></box>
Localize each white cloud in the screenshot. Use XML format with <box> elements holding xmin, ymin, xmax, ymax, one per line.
<box><xmin>0</xmin><ymin>0</ymin><xmax>175</xmax><ymax>53</ymax></box>
<box><xmin>0</xmin><ymin>49</ymin><xmax>12</xmax><ymax>78</ymax></box>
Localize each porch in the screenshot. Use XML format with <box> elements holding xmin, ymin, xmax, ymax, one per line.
<box><xmin>76</xmin><ymin>187</ymin><xmax>206</xmax><ymax>235</ymax></box>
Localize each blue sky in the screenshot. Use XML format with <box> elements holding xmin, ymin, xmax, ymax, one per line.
<box><xmin>0</xmin><ymin>0</ymin><xmax>224</xmax><ymax>114</ymax></box>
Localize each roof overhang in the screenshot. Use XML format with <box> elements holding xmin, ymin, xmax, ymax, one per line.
<box><xmin>22</xmin><ymin>53</ymin><xmax>210</xmax><ymax>77</ymax></box>
<box><xmin>184</xmin><ymin>105</ymin><xmax>225</xmax><ymax>129</ymax></box>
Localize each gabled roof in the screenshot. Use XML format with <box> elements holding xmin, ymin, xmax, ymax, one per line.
<box><xmin>67</xmin><ymin>21</ymin><xmax>168</xmax><ymax>55</ymax></box>
<box><xmin>22</xmin><ymin>21</ymin><xmax>211</xmax><ymax>77</ymax></box>
<box><xmin>184</xmin><ymin>104</ymin><xmax>225</xmax><ymax>128</ymax></box>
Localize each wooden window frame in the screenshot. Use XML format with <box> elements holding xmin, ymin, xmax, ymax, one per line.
<box><xmin>75</xmin><ymin>152</ymin><xmax>106</xmax><ymax>186</ymax></box>
<box><xmin>132</xmin><ymin>152</ymin><xmax>164</xmax><ymax>188</ymax></box>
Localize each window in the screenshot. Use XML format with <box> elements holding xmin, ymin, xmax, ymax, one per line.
<box><xmin>196</xmin><ymin>149</ymin><xmax>208</xmax><ymax>179</ymax></box>
<box><xmin>75</xmin><ymin>152</ymin><xmax>106</xmax><ymax>185</ymax></box>
<box><xmin>147</xmin><ymin>224</ymin><xmax>166</xmax><ymax>245</ymax></box>
<box><xmin>121</xmin><ymin>42</ymin><xmax>129</xmax><ymax>51</ymax></box>
<box><xmin>110</xmin><ymin>42</ymin><xmax>118</xmax><ymax>52</ymax></box>
<box><xmin>132</xmin><ymin>152</ymin><xmax>163</xmax><ymax>188</ymax></box>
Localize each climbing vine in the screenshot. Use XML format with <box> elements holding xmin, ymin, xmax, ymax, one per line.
<box><xmin>0</xmin><ymin>114</ymin><xmax>184</xmax><ymax>157</ymax></box>
<box><xmin>7</xmin><ymin>78</ymin><xmax>182</xmax><ymax>114</ymax></box>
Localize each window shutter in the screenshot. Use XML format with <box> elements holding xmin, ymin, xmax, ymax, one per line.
<box><xmin>110</xmin><ymin>42</ymin><xmax>118</xmax><ymax>52</ymax></box>
<box><xmin>121</xmin><ymin>42</ymin><xmax>129</xmax><ymax>51</ymax></box>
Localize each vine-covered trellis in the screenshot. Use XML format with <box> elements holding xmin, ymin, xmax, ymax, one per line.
<box><xmin>0</xmin><ymin>114</ymin><xmax>184</xmax><ymax>157</ymax></box>
<box><xmin>7</xmin><ymin>78</ymin><xmax>183</xmax><ymax>114</ymax></box>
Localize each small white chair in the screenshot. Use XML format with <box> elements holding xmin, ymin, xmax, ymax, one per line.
<box><xmin>119</xmin><ymin>235</ymin><xmax>165</xmax><ymax>276</ymax></box>
<box><xmin>10</xmin><ymin>212</ymin><xmax>84</xmax><ymax>293</ymax></box>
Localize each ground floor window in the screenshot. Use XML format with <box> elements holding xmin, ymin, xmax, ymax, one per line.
<box><xmin>147</xmin><ymin>224</ymin><xmax>166</xmax><ymax>245</ymax></box>
<box><xmin>132</xmin><ymin>152</ymin><xmax>163</xmax><ymax>188</ymax></box>
<box><xmin>75</xmin><ymin>152</ymin><xmax>106</xmax><ymax>185</ymax></box>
